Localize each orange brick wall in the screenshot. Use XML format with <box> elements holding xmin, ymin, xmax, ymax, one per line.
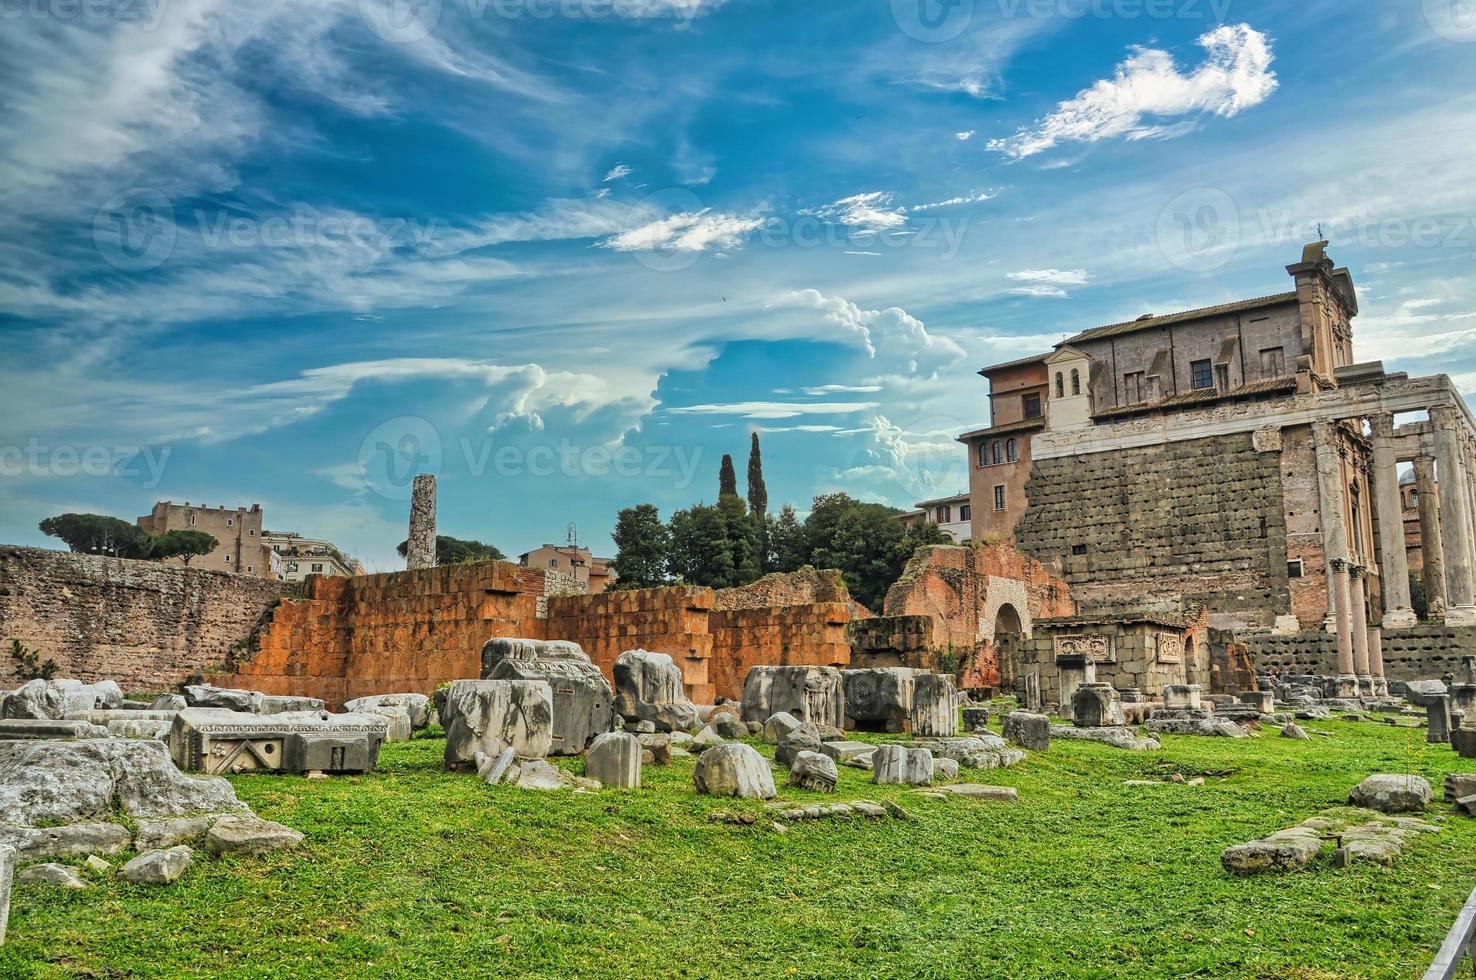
<box><xmin>545</xmin><ymin>587</ymin><xmax>716</xmax><ymax>704</ymax></box>
<box><xmin>708</xmin><ymin>601</ymin><xmax>854</xmax><ymax>702</ymax></box>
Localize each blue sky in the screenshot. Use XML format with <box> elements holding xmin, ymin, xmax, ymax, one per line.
<box><xmin>2</xmin><ymin>0</ymin><xmax>1474</xmax><ymax>571</ymax></box>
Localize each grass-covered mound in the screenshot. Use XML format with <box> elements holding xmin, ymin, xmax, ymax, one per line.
<box><xmin>4</xmin><ymin>718</ymin><xmax>1475</xmax><ymax>978</ymax></box>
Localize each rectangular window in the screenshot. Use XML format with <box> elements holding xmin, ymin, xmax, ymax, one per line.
<box><xmin>1260</xmin><ymin>346</ymin><xmax>1285</xmax><ymax>379</ymax></box>
<box><xmin>1071</xmin><ymin>544</ymin><xmax>1088</xmax><ymax>556</ymax></box>
<box><xmin>1190</xmin><ymin>359</ymin><xmax>1214</xmax><ymax>390</ymax></box>
<box><xmin>224</xmin><ymin>555</ymin><xmax>231</xmax><ymax>563</ymax></box>
<box><xmin>1123</xmin><ymin>371</ymin><xmax>1145</xmax><ymax>403</ymax></box>
<box><xmin>937</xmin><ymin>506</ymin><xmax>950</xmax><ymax>524</ymax></box>
<box><xmin>249</xmin><ymin>528</ymin><xmax>255</xmax><ymax>536</ymax></box>
<box><xmin>311</xmin><ymin>563</ymin><xmax>324</xmax><ymax>573</ymax></box>
<box><xmin>1287</xmin><ymin>558</ymin><xmax>1304</xmax><ymax>578</ymax></box>
<box><xmin>226</xmin><ymin>518</ymin><xmax>233</xmax><ymax>527</ymax></box>
<box><xmin>188</xmin><ymin>514</ymin><xmax>196</xmax><ymax>526</ymax></box>
<box><xmin>1215</xmin><ymin>364</ymin><xmax>1230</xmax><ymax>391</ymax></box>
<box><xmin>959</xmin><ymin>504</ymin><xmax>971</xmax><ymax>521</ymax></box>
<box><xmin>993</xmin><ymin>485</ymin><xmax>1006</xmax><ymax>511</ymax></box>
<box><xmin>1022</xmin><ymin>393</ymin><xmax>1042</xmax><ymax>419</ymax></box>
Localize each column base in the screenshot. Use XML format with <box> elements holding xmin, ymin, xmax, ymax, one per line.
<box><xmin>1446</xmin><ymin>606</ymin><xmax>1476</xmax><ymax>627</ymax></box>
<box><xmin>1372</xmin><ymin>678</ymin><xmax>1390</xmax><ymax>697</ymax></box>
<box><xmin>1381</xmin><ymin>608</ymin><xmax>1418</xmax><ymax>630</ymax></box>
<box><xmin>1357</xmin><ymin>676</ymin><xmax>1375</xmax><ymax>697</ymax></box>
<box><xmin>1335</xmin><ymin>675</ymin><xmax>1359</xmax><ymax>698</ymax></box>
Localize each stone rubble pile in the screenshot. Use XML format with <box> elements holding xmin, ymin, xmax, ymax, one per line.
<box><xmin>1222</xmin><ymin>807</ymin><xmax>1441</xmax><ymax>875</ymax></box>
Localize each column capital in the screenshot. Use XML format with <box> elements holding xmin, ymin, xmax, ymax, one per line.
<box><xmin>1370</xmin><ymin>413</ymin><xmax>1396</xmax><ymax>440</ymax></box>
<box><xmin>1349</xmin><ymin>564</ymin><xmax>1366</xmax><ymax>579</ymax></box>
<box><xmin>1330</xmin><ymin>557</ymin><xmax>1347</xmax><ymax>572</ymax></box>
<box><xmin>1432</xmin><ymin>404</ymin><xmax>1463</xmax><ymax>429</ymax></box>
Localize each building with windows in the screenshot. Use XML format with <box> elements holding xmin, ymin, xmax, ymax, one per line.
<box><xmin>953</xmin><ymin>243</ymin><xmax>1476</xmax><ymax>691</ymax></box>
<box><xmin>261</xmin><ymin>531</ymin><xmax>365</xmax><ymax>582</ymax></box>
<box><xmin>518</xmin><ymin>543</ymin><xmax>616</xmax><ymax>594</ymax></box>
<box><xmin>897</xmin><ymin>492</ymin><xmax>972</xmax><ymax>543</ymax></box>
<box><xmin>137</xmin><ymin>501</ymin><xmax>275</xmax><ymax>577</ymax></box>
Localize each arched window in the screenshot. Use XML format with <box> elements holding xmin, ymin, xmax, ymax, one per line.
<box><xmin>1006</xmin><ymin>438</ymin><xmax>1018</xmax><ymax>463</ymax></box>
<box><xmin>978</xmin><ymin>443</ymin><xmax>989</xmax><ymax>467</ymax></box>
<box><xmin>992</xmin><ymin>441</ymin><xmax>1004</xmax><ymax>465</ymax></box>
<box><xmin>1071</xmin><ymin>369</ymin><xmax>1080</xmax><ymax>395</ymax></box>
<box><xmin>1055</xmin><ymin>372</ymin><xmax>1064</xmax><ymax>398</ymax></box>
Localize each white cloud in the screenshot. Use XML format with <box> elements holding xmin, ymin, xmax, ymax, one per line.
<box><xmin>603</xmin><ymin>163</ymin><xmax>633</xmax><ymax>182</ymax></box>
<box><xmin>905</xmin><ymin>191</ymin><xmax>996</xmax><ymax>213</ymax></box>
<box><xmin>667</xmin><ymin>400</ymin><xmax>878</xmax><ymax>420</ymax></box>
<box><xmin>777</xmin><ymin>289</ymin><xmax>966</xmax><ymax>377</ymax></box>
<box><xmin>956</xmin><ymin>131</ymin><xmax>975</xmax><ymax>141</ymax></box>
<box><xmin>1005</xmin><ymin>268</ymin><xmax>1089</xmax><ymax>299</ymax></box>
<box><xmin>599</xmin><ymin>210</ymin><xmax>763</xmax><ymax>253</ymax></box>
<box><xmin>803</xmin><ymin>192</ymin><xmax>908</xmax><ymax>234</ymax></box>
<box><xmin>989</xmin><ymin>24</ymin><xmax>1278</xmax><ymax>160</ymax></box>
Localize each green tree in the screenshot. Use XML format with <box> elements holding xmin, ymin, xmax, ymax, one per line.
<box><xmin>803</xmin><ymin>493</ymin><xmax>949</xmax><ymax>612</ymax></box>
<box><xmin>746</xmin><ymin>432</ymin><xmax>768</xmax><ymax>517</ymax></box>
<box><xmin>718</xmin><ymin>454</ymin><xmax>738</xmax><ymax>498</ymax></box>
<box><xmin>610</xmin><ymin>504</ymin><xmax>670</xmax><ymax>589</ymax></box>
<box><xmin>151</xmin><ymin>529</ymin><xmax>219</xmax><ymax>566</ymax></box>
<box><xmin>9</xmin><ymin>638</ymin><xmax>59</xmax><ymax>681</ymax></box>
<box><xmin>667</xmin><ymin>496</ymin><xmax>761</xmax><ymax>589</ymax></box>
<box><xmin>39</xmin><ymin>513</ymin><xmax>154</xmax><ymax>559</ymax></box>
<box><xmin>396</xmin><ymin>535</ymin><xmax>506</xmax><ymax>565</ymax></box>
<box><xmin>768</xmin><ymin>504</ymin><xmax>808</xmax><ymax>573</ymax></box>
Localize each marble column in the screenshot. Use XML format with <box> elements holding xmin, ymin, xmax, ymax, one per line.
<box><xmin>1414</xmin><ymin>455</ymin><xmax>1448</xmax><ymax>619</ymax></box>
<box><xmin>405</xmin><ymin>473</ymin><xmax>438</xmax><ymax>570</ymax></box>
<box><xmin>1370</xmin><ymin>415</ymin><xmax>1417</xmax><ymax>627</ymax></box>
<box><xmin>1348</xmin><ymin>565</ymin><xmax>1373</xmax><ymax>696</ymax></box>
<box><xmin>1433</xmin><ymin>406</ymin><xmax>1476</xmax><ymax>625</ymax></box>
<box><xmin>1367</xmin><ymin>627</ymin><xmax>1388</xmax><ymax>697</ymax></box>
<box><xmin>1313</xmin><ymin>422</ymin><xmax>1358</xmax><ymax>695</ymax></box>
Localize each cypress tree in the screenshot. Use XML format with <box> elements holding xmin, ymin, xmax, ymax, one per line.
<box><xmin>746</xmin><ymin>432</ymin><xmax>768</xmax><ymax>517</ymax></box>
<box><xmin>718</xmin><ymin>454</ymin><xmax>738</xmax><ymax>497</ymax></box>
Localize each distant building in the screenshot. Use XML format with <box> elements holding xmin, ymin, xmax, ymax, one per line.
<box><xmin>137</xmin><ymin>501</ymin><xmax>274</xmax><ymax>577</ymax></box>
<box><xmin>262</xmin><ymin>531</ymin><xmax>365</xmax><ymax>583</ymax></box>
<box><xmin>518</xmin><ymin>543</ymin><xmax>616</xmax><ymax>594</ymax></box>
<box><xmin>897</xmin><ymin>492</ymin><xmax>972</xmax><ymax>543</ymax></box>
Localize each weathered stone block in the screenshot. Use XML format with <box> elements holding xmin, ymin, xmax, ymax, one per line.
<box><xmin>911</xmin><ymin>673</ymin><xmax>959</xmax><ymax>738</ymax></box>
<box><xmin>1072</xmin><ymin>683</ymin><xmax>1124</xmax><ymax>728</ymax></box>
<box><xmin>342</xmin><ymin>694</ymin><xmax>432</xmax><ymax>730</ymax></box>
<box><xmin>741</xmin><ymin>666</ymin><xmax>845</xmax><ymax>729</ymax></box>
<box><xmin>0</xmin><ymin>843</ymin><xmax>11</xmax><ymax>946</ymax></box>
<box><xmin>1002</xmin><ymin>711</ymin><xmax>1050</xmax><ymax>752</ymax></box>
<box><xmin>585</xmin><ymin>732</ymin><xmax>641</xmax><ymax>789</ymax></box>
<box><xmin>170</xmin><ymin>709</ymin><xmax>387</xmax><ymax>775</ymax></box>
<box><xmin>872</xmin><ymin>744</ymin><xmax>933</xmax><ymax>786</ymax></box>
<box><xmin>1348</xmin><ymin>774</ymin><xmax>1432</xmax><ymax>813</ymax></box>
<box><xmin>482</xmin><ymin>637</ymin><xmax>615</xmax><ymax>755</ymax></box>
<box><xmin>841</xmin><ymin>668</ymin><xmax>915</xmax><ymax>733</ymax></box>
<box><xmin>121</xmin><ymin>845</ymin><xmax>193</xmax><ymax>885</ymax></box>
<box><xmin>182</xmin><ymin>685</ymin><xmax>265</xmax><ymax>713</ymax></box>
<box><xmin>762</xmin><ymin>711</ymin><xmax>802</xmax><ymax>745</ymax></box>
<box><xmin>788</xmin><ymin>751</ymin><xmax>838</xmax><ymax>792</ymax></box>
<box><xmin>693</xmin><ymin>744</ymin><xmax>776</xmax><ymax>799</ymax></box>
<box><xmin>442</xmin><ymin>680</ymin><xmax>554</xmax><ymax>769</ymax></box>
<box><xmin>612</xmin><ymin>649</ymin><xmax>699</xmax><ymax>733</ymax></box>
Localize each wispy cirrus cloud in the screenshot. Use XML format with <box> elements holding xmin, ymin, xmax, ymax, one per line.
<box><xmin>989</xmin><ymin>24</ymin><xmax>1278</xmax><ymax>160</ymax></box>
<box><xmin>599</xmin><ymin>210</ymin><xmax>763</xmax><ymax>253</ymax></box>
<box><xmin>1007</xmin><ymin>268</ymin><xmax>1090</xmax><ymax>299</ymax></box>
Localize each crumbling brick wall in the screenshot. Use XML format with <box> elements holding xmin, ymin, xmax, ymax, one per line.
<box><xmin>708</xmin><ymin>601</ymin><xmax>853</xmax><ymax>701</ymax></box>
<box><xmin>1016</xmin><ymin>432</ymin><xmax>1292</xmax><ymax>629</ymax></box>
<box><xmin>225</xmin><ymin>561</ymin><xmax>546</xmax><ymax>705</ymax></box>
<box><xmin>546</xmin><ymin>587</ymin><xmax>716</xmax><ymax>703</ymax></box>
<box><xmin>881</xmin><ymin>543</ymin><xmax>1074</xmax><ymax>688</ymax></box>
<box><xmin>1240</xmin><ymin>626</ymin><xmax>1476</xmax><ymax>681</ymax></box>
<box><xmin>0</xmin><ymin>545</ymin><xmax>285</xmax><ymax>693</ymax></box>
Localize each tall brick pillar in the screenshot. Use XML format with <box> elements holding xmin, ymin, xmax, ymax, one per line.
<box><xmin>1415</xmin><ymin>456</ymin><xmax>1448</xmax><ymax>619</ymax></box>
<box><xmin>406</xmin><ymin>474</ymin><xmax>437</xmax><ymax>571</ymax></box>
<box><xmin>1433</xmin><ymin>406</ymin><xmax>1476</xmax><ymax>626</ymax></box>
<box><xmin>1370</xmin><ymin>414</ymin><xmax>1417</xmax><ymax>628</ymax></box>
<box><xmin>1313</xmin><ymin>421</ymin><xmax>1357</xmax><ymax>695</ymax></box>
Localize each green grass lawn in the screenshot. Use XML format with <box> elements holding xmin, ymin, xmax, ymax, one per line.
<box><xmin>4</xmin><ymin>717</ymin><xmax>1475</xmax><ymax>979</ymax></box>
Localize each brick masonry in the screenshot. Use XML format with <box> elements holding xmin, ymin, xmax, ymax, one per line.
<box><xmin>0</xmin><ymin>545</ymin><xmax>285</xmax><ymax>693</ymax></box>
<box><xmin>1015</xmin><ymin>431</ymin><xmax>1292</xmax><ymax>627</ymax></box>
